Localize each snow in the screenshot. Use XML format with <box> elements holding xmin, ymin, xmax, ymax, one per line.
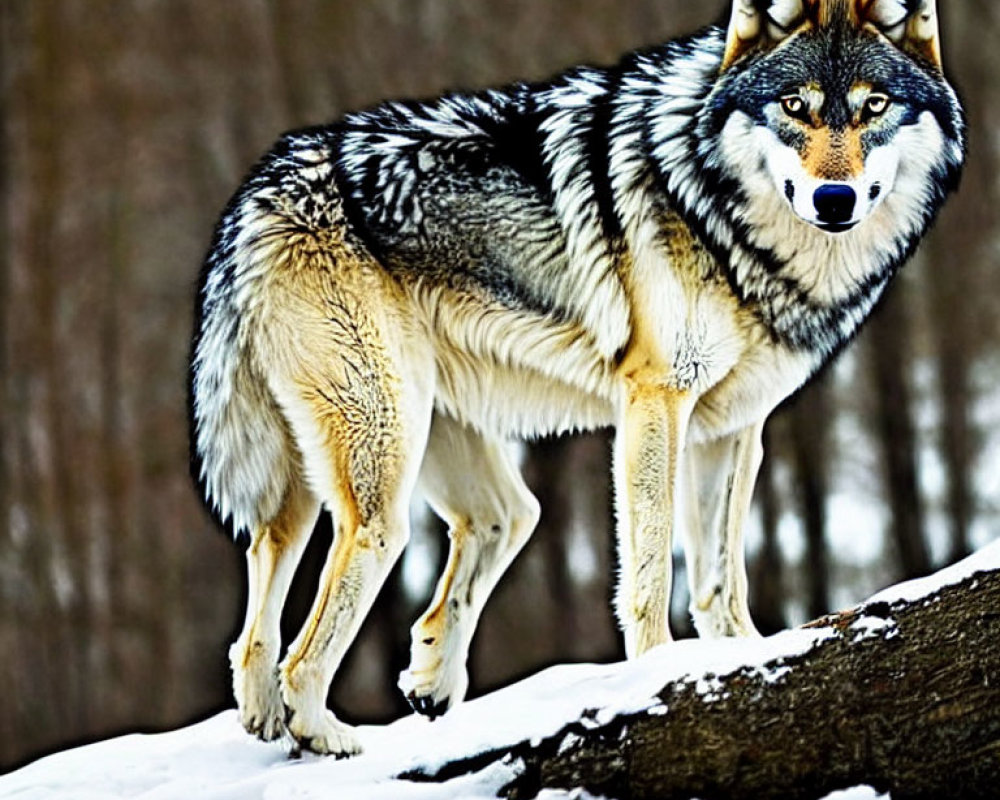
<box><xmin>840</xmin><ymin>541</ymin><xmax>1000</xmax><ymax>647</ymax></box>
<box><xmin>1</xmin><ymin>629</ymin><xmax>831</xmax><ymax>800</ymax></box>
<box><xmin>847</xmin><ymin>614</ymin><xmax>898</xmax><ymax>642</ymax></box>
<box><xmin>0</xmin><ymin>714</ymin><xmax>519</xmax><ymax>800</ymax></box>
<box><xmin>867</xmin><ymin>536</ymin><xmax>1000</xmax><ymax>605</ymax></box>
<box><xmin>3</xmin><ymin>543</ymin><xmax>996</xmax><ymax>799</ymax></box>
<box><xmin>820</xmin><ymin>788</ymin><xmax>888</xmax><ymax>800</ymax></box>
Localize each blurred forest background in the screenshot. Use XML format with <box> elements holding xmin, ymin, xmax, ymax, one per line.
<box><xmin>2</xmin><ymin>0</ymin><xmax>999</xmax><ymax>771</ymax></box>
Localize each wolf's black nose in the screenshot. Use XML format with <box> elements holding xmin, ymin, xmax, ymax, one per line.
<box><xmin>813</xmin><ymin>185</ymin><xmax>857</xmax><ymax>224</ymax></box>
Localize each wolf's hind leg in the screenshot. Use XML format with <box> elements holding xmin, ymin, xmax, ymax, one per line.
<box><xmin>231</xmin><ymin>477</ymin><xmax>319</xmax><ymax>742</ymax></box>
<box><xmin>683</xmin><ymin>422</ymin><xmax>763</xmax><ymax>638</ymax></box>
<box><xmin>276</xmin><ymin>340</ymin><xmax>433</xmax><ymax>756</ymax></box>
<box><xmin>401</xmin><ymin>415</ymin><xmax>540</xmax><ymax>718</ymax></box>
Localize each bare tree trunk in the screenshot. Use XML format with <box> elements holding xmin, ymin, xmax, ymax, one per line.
<box><xmin>921</xmin><ymin>5</ymin><xmax>997</xmax><ymax>567</ymax></box>
<box><xmin>2</xmin><ymin>0</ymin><xmax>76</xmax><ymax>763</ymax></box>
<box><xmin>868</xmin><ymin>289</ymin><xmax>932</xmax><ymax>579</ymax></box>
<box><xmin>932</xmin><ymin>309</ymin><xmax>974</xmax><ymax>565</ymax></box>
<box><xmin>0</xmin><ymin>0</ymin><xmax>15</xmax><ymax>764</ymax></box>
<box><xmin>788</xmin><ymin>381</ymin><xmax>831</xmax><ymax>619</ymax></box>
<box><xmin>524</xmin><ymin>436</ymin><xmax>580</xmax><ymax>656</ymax></box>
<box><xmin>750</xmin><ymin>423</ymin><xmax>786</xmax><ymax>635</ymax></box>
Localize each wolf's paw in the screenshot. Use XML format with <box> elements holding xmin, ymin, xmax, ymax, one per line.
<box><xmin>398</xmin><ymin>641</ymin><xmax>469</xmax><ymax>720</ymax></box>
<box><xmin>690</xmin><ymin>590</ymin><xmax>761</xmax><ymax>639</ymax></box>
<box><xmin>285</xmin><ymin>707</ymin><xmax>361</xmax><ymax>758</ymax></box>
<box><xmin>240</xmin><ymin>696</ymin><xmax>286</xmax><ymax>741</ymax></box>
<box><xmin>280</xmin><ymin>660</ymin><xmax>361</xmax><ymax>757</ymax></box>
<box><xmin>231</xmin><ymin>640</ymin><xmax>285</xmax><ymax>741</ymax></box>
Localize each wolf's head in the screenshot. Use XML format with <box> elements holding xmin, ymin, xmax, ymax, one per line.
<box><xmin>710</xmin><ymin>0</ymin><xmax>964</xmax><ymax>236</ymax></box>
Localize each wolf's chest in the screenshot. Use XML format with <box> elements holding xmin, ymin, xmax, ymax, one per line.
<box><xmin>621</xmin><ymin>251</ymin><xmax>817</xmax><ymax>441</ymax></box>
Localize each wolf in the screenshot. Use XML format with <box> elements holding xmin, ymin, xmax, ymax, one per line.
<box><xmin>190</xmin><ymin>0</ymin><xmax>965</xmax><ymax>756</ymax></box>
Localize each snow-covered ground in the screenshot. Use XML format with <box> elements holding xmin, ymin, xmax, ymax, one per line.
<box><xmin>5</xmin><ymin>540</ymin><xmax>997</xmax><ymax>800</ymax></box>
<box><xmin>0</xmin><ymin>672</ymin><xmax>879</xmax><ymax>800</ymax></box>
<box><xmin>0</xmin><ymin>706</ymin><xmax>890</xmax><ymax>800</ymax></box>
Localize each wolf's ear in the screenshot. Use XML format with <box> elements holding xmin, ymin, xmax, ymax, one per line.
<box><xmin>722</xmin><ymin>0</ymin><xmax>814</xmax><ymax>71</ymax></box>
<box><xmin>722</xmin><ymin>1</ymin><xmax>943</xmax><ymax>72</ymax></box>
<box><xmin>857</xmin><ymin>0</ymin><xmax>941</xmax><ymax>69</ymax></box>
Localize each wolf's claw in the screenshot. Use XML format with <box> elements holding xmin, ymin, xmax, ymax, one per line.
<box><xmin>407</xmin><ymin>691</ymin><xmax>449</xmax><ymax>720</ymax></box>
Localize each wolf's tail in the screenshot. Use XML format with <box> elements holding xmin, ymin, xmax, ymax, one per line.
<box><xmin>189</xmin><ymin>168</ymin><xmax>297</xmax><ymax>537</ymax></box>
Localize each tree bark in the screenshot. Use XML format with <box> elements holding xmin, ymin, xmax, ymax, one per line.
<box><xmin>404</xmin><ymin>554</ymin><xmax>1000</xmax><ymax>800</ymax></box>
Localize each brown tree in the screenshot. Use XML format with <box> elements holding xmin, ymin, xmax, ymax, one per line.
<box><xmin>868</xmin><ymin>286</ymin><xmax>932</xmax><ymax>580</ymax></box>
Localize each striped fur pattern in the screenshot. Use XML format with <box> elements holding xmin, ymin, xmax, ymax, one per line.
<box><xmin>190</xmin><ymin>0</ymin><xmax>964</xmax><ymax>755</ymax></box>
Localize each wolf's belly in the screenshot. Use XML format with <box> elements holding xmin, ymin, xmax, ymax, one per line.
<box><xmin>432</xmin><ymin>356</ymin><xmax>616</xmax><ymax>438</ymax></box>
<box><xmin>425</xmin><ymin>309</ymin><xmax>618</xmax><ymax>438</ymax></box>
<box><xmin>410</xmin><ymin>283</ymin><xmax>817</xmax><ymax>443</ymax></box>
<box><xmin>406</xmin><ymin>283</ymin><xmax>622</xmax><ymax>438</ymax></box>
<box><xmin>430</xmin><ymin>346</ymin><xmax>815</xmax><ymax>446</ymax></box>
<box><xmin>426</xmin><ymin>330</ymin><xmax>815</xmax><ymax>446</ymax></box>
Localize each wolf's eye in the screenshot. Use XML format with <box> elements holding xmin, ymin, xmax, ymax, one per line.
<box><xmin>780</xmin><ymin>95</ymin><xmax>809</xmax><ymax>121</ymax></box>
<box><xmin>862</xmin><ymin>94</ymin><xmax>891</xmax><ymax>122</ymax></box>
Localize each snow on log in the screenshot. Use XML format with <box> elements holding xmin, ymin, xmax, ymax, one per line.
<box><xmin>3</xmin><ymin>543</ymin><xmax>998</xmax><ymax>800</ymax></box>
<box><xmin>403</xmin><ymin>542</ymin><xmax>1000</xmax><ymax>799</ymax></box>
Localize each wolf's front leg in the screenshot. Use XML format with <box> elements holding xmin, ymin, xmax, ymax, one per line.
<box><xmin>232</xmin><ymin>481</ymin><xmax>318</xmax><ymax>741</ymax></box>
<box><xmin>614</xmin><ymin>380</ymin><xmax>695</xmax><ymax>658</ymax></box>
<box><xmin>683</xmin><ymin>423</ymin><xmax>763</xmax><ymax>638</ymax></box>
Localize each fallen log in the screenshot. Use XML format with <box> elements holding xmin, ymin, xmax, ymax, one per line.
<box><xmin>403</xmin><ymin>544</ymin><xmax>1000</xmax><ymax>799</ymax></box>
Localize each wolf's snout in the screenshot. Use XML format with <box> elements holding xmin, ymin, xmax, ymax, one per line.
<box><xmin>813</xmin><ymin>184</ymin><xmax>857</xmax><ymax>225</ymax></box>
